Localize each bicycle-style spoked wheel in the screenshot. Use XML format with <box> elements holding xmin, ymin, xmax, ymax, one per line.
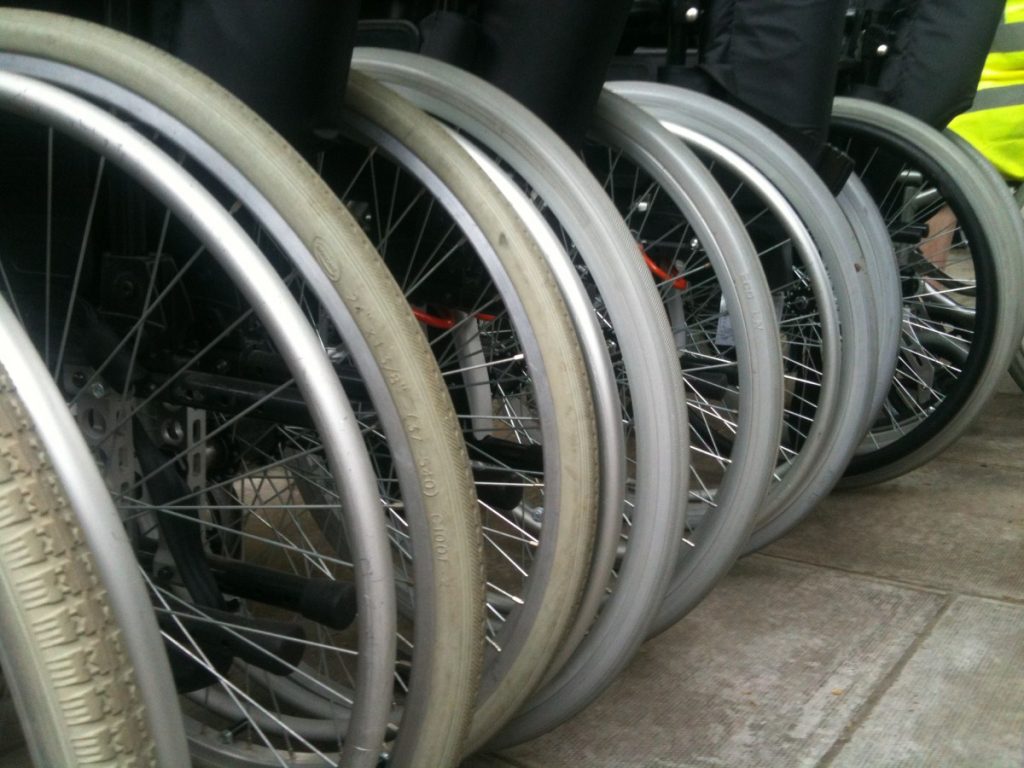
<box><xmin>351</xmin><ymin>50</ymin><xmax>691</xmax><ymax>750</ymax></box>
<box><xmin>450</xmin><ymin>131</ymin><xmax>628</xmax><ymax>635</ymax></box>
<box><xmin>0</xmin><ymin>67</ymin><xmax>405</xmax><ymax>766</ymax></box>
<box><xmin>0</xmin><ymin>12</ymin><xmax>488</xmax><ymax>765</ymax></box>
<box><xmin>583</xmin><ymin>89</ymin><xmax>784</xmax><ymax>633</ymax></box>
<box><xmin>953</xmin><ymin>136</ymin><xmax>1024</xmax><ymax>395</ymax></box>
<box><xmin>830</xmin><ymin>97</ymin><xmax>1024</xmax><ymax>486</ymax></box>
<box><xmin>324</xmin><ymin>72</ymin><xmax>600</xmax><ymax>752</ymax></box>
<box><xmin>608</xmin><ymin>84</ymin><xmax>881</xmax><ymax>553</ymax></box>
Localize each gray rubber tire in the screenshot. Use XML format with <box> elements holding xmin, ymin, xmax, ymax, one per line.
<box><xmin>587</xmin><ymin>89</ymin><xmax>785</xmax><ymax>638</ymax></box>
<box><xmin>339</xmin><ymin>71</ymin><xmax>600</xmax><ymax>754</ymax></box>
<box><xmin>838</xmin><ymin>174</ymin><xmax>903</xmax><ymax>422</ymax></box>
<box><xmin>952</xmin><ymin>134</ymin><xmax>1024</xmax><ymax>336</ymax></box>
<box><xmin>0</xmin><ymin>362</ymin><xmax>158</xmax><ymax>767</ymax></box>
<box><xmin>833</xmin><ymin>98</ymin><xmax>1024</xmax><ymax>487</ymax></box>
<box><xmin>350</xmin><ymin>50</ymin><xmax>691</xmax><ymax>751</ymax></box>
<box><xmin>1009</xmin><ymin>185</ymin><xmax>1024</xmax><ymax>391</ymax></box>
<box><xmin>0</xmin><ymin>284</ymin><xmax>188</xmax><ymax>767</ymax></box>
<box><xmin>954</xmin><ymin>135</ymin><xmax>1024</xmax><ymax>394</ymax></box>
<box><xmin>607</xmin><ymin>83</ymin><xmax>879</xmax><ymax>553</ymax></box>
<box><xmin>0</xmin><ymin>11</ymin><xmax>486</xmax><ymax>766</ymax></box>
<box><xmin>487</xmin><ymin>88</ymin><xmax>787</xmax><ymax>748</ymax></box>
<box><xmin>0</xmin><ymin>65</ymin><xmax>400</xmax><ymax>767</ymax></box>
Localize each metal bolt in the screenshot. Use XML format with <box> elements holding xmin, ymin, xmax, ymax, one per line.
<box><xmin>117</xmin><ymin>278</ymin><xmax>136</xmax><ymax>298</ymax></box>
<box><xmin>531</xmin><ymin>506</ymin><xmax>545</xmax><ymax>523</ymax></box>
<box><xmin>876</xmin><ymin>43</ymin><xmax>889</xmax><ymax>56</ymax></box>
<box><xmin>90</xmin><ymin>382</ymin><xmax>106</xmax><ymax>398</ymax></box>
<box><xmin>161</xmin><ymin>420</ymin><xmax>185</xmax><ymax>446</ymax></box>
<box><xmin>685</xmin><ymin>6</ymin><xmax>699</xmax><ymax>22</ymax></box>
<box><xmin>637</xmin><ymin>199</ymin><xmax>650</xmax><ymax>213</ymax></box>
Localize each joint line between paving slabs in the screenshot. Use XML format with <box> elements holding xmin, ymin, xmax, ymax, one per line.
<box><xmin>752</xmin><ymin>551</ymin><xmax>1024</xmax><ymax>606</ymax></box>
<box><xmin>814</xmin><ymin>592</ymin><xmax>957</xmax><ymax>768</ymax></box>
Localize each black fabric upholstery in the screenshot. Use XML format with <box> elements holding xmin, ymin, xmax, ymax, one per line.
<box><xmin>866</xmin><ymin>0</ymin><xmax>1004</xmax><ymax>128</ymax></box>
<box><xmin>155</xmin><ymin>0</ymin><xmax>360</xmax><ymax>146</ymax></box>
<box><xmin>419</xmin><ymin>0</ymin><xmax>634</xmax><ymax>151</ymax></box>
<box><xmin>698</xmin><ymin>0</ymin><xmax>848</xmax><ymax>168</ymax></box>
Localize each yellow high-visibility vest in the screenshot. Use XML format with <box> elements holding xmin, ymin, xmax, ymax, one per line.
<box><xmin>950</xmin><ymin>1</ymin><xmax>1024</xmax><ymax>179</ymax></box>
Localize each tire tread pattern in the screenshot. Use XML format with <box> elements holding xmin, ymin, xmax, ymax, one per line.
<box><xmin>0</xmin><ymin>368</ymin><xmax>156</xmax><ymax>766</ymax></box>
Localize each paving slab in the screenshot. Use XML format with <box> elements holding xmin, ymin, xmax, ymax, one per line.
<box><xmin>934</xmin><ymin>388</ymin><xmax>1024</xmax><ymax>473</ymax></box>
<box><xmin>828</xmin><ymin>595</ymin><xmax>1024</xmax><ymax>768</ymax></box>
<box><xmin>480</xmin><ymin>557</ymin><xmax>946</xmax><ymax>768</ymax></box>
<box><xmin>465</xmin><ymin>389</ymin><xmax>1024</xmax><ymax>768</ymax></box>
<box><xmin>762</xmin><ymin>390</ymin><xmax>1024</xmax><ymax>601</ymax></box>
<box><xmin>995</xmin><ymin>372</ymin><xmax>1021</xmax><ymax>396</ymax></box>
<box><xmin>957</xmin><ymin>388</ymin><xmax>1024</xmax><ymax>466</ymax></box>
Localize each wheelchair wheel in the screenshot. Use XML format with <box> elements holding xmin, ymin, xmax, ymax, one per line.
<box><xmin>452</xmin><ymin>132</ymin><xmax>629</xmax><ymax>653</ymax></box>
<box><xmin>582</xmin><ymin>89</ymin><xmax>785</xmax><ymax>633</ymax></box>
<box><xmin>955</xmin><ymin>136</ymin><xmax>1024</xmax><ymax>396</ymax></box>
<box><xmin>608</xmin><ymin>84</ymin><xmax>880</xmax><ymax>555</ymax></box>
<box><xmin>0</xmin><ymin>12</ymin><xmax>488</xmax><ymax>765</ymax></box>
<box><xmin>0</xmin><ymin>346</ymin><xmax>167</xmax><ymax>766</ymax></box>
<box><xmin>350</xmin><ymin>50</ymin><xmax>692</xmax><ymax>751</ymax></box>
<box><xmin>326</xmin><ymin>71</ymin><xmax>601</xmax><ymax>752</ymax></box>
<box><xmin>0</xmin><ymin>69</ymin><xmax>404</xmax><ymax>767</ymax></box>
<box><xmin>838</xmin><ymin>175</ymin><xmax>904</xmax><ymax>422</ymax></box>
<box><xmin>830</xmin><ymin>97</ymin><xmax>1024</xmax><ymax>486</ymax></box>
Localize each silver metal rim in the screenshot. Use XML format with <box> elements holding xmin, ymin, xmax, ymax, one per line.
<box><xmin>0</xmin><ymin>68</ymin><xmax>397</xmax><ymax>765</ymax></box>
